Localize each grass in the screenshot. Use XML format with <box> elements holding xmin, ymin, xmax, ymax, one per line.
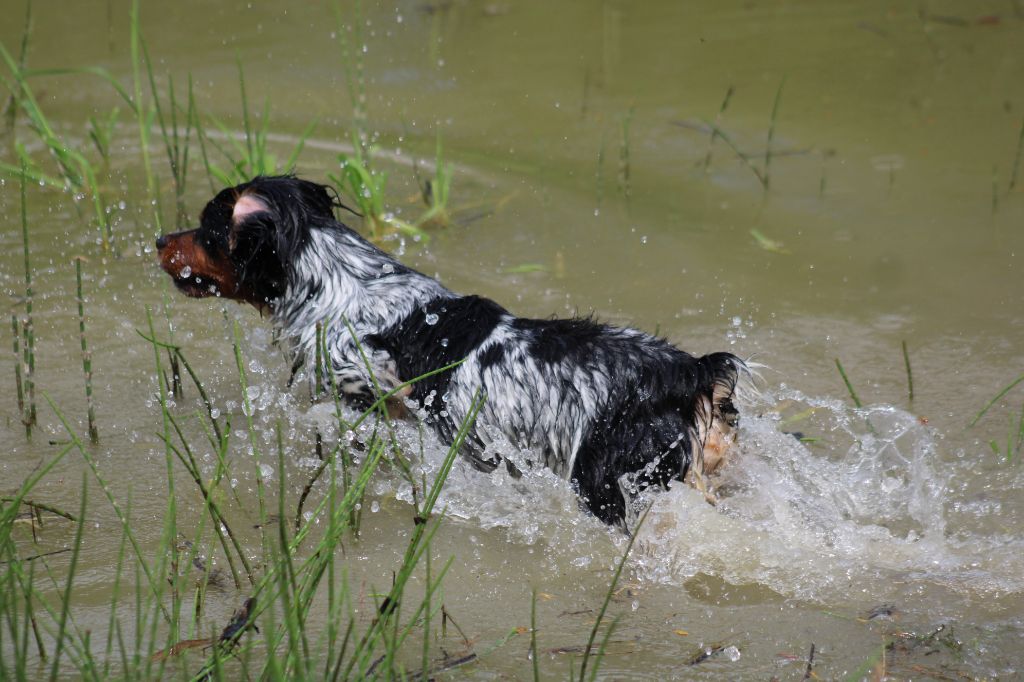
<box><xmin>0</xmin><ymin>43</ymin><xmax>115</xmax><ymax>252</ymax></box>
<box><xmin>200</xmin><ymin>58</ymin><xmax>319</xmax><ymax>188</ymax></box>
<box><xmin>74</xmin><ymin>257</ymin><xmax>99</xmax><ymax>444</ymax></box>
<box><xmin>18</xmin><ymin>162</ymin><xmax>36</xmax><ymax>434</ymax></box>
<box><xmin>763</xmin><ymin>76</ymin><xmax>787</xmax><ymax>191</ymax></box>
<box><xmin>130</xmin><ymin>0</ymin><xmax>163</xmax><ymax>236</ymax></box>
<box><xmin>834</xmin><ymin>358</ymin><xmax>863</xmax><ymax>409</ymax></box>
<box><xmin>2</xmin><ymin>316</ymin><xmax>468</xmax><ymax>679</ymax></box>
<box><xmin>415</xmin><ymin>134</ymin><xmax>453</xmax><ymax>229</ymax></box>
<box><xmin>328</xmin><ymin>140</ymin><xmax>429</xmax><ymax>243</ymax></box>
<box><xmin>1009</xmin><ymin>114</ymin><xmax>1024</xmax><ymax>193</ymax></box>
<box><xmin>703</xmin><ymin>85</ymin><xmax>735</xmax><ymax>172</ymax></box>
<box><xmin>902</xmin><ymin>340</ymin><xmax>914</xmax><ymax>403</ymax></box>
<box><xmin>617</xmin><ymin>106</ymin><xmax>635</xmax><ymax>209</ymax></box>
<box><xmin>3</xmin><ymin>294</ymin><xmax>640</xmax><ymax>678</ymax></box>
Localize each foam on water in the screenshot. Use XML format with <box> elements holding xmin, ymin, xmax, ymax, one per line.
<box><xmin>249</xmin><ymin>347</ymin><xmax>1023</xmax><ymax>609</ymax></box>
<box><xmin>632</xmin><ymin>388</ymin><xmax>1024</xmax><ymax>606</ymax></box>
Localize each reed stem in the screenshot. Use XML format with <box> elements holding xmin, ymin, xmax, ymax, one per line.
<box><xmin>75</xmin><ymin>258</ymin><xmax>99</xmax><ymax>443</ymax></box>
<box><xmin>20</xmin><ymin>160</ymin><xmax>36</xmax><ymax>431</ymax></box>
<box><xmin>834</xmin><ymin>358</ymin><xmax>863</xmax><ymax>408</ymax></box>
<box><xmin>764</xmin><ymin>75</ymin><xmax>787</xmax><ymax>191</ymax></box>
<box><xmin>11</xmin><ymin>314</ymin><xmax>24</xmax><ymax>415</ymax></box>
<box><xmin>901</xmin><ymin>340</ymin><xmax>914</xmax><ymax>403</ymax></box>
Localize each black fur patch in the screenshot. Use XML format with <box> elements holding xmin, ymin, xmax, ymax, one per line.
<box><xmin>368</xmin><ymin>295</ymin><xmax>507</xmax><ymax>414</ymax></box>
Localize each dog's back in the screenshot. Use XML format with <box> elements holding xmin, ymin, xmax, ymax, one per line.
<box><xmin>371</xmin><ymin>299</ymin><xmax>745</xmax><ymax>525</ymax></box>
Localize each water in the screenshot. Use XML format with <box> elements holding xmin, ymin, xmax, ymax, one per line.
<box><xmin>2</xmin><ymin>0</ymin><xmax>1023</xmax><ymax>678</ymax></box>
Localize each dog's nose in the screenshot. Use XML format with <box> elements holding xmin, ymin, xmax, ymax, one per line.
<box><xmin>155</xmin><ymin>235</ymin><xmax>168</xmax><ymax>250</ymax></box>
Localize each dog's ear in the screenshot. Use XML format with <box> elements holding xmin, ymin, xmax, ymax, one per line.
<box><xmin>231</xmin><ymin>211</ymin><xmax>290</xmax><ymax>302</ymax></box>
<box><xmin>292</xmin><ymin>179</ymin><xmax>338</xmax><ymax>223</ymax></box>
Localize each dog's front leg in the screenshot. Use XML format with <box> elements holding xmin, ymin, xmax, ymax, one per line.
<box><xmin>329</xmin><ymin>349</ymin><xmax>411</xmax><ymax>418</ymax></box>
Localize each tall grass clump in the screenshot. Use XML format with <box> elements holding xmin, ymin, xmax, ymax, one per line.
<box><xmin>0</xmin><ymin>45</ymin><xmax>115</xmax><ymax>251</ymax></box>
<box><xmin>329</xmin><ymin>141</ymin><xmax>428</xmax><ymax>243</ymax></box>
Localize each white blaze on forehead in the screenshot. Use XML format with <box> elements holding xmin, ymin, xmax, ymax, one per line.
<box><xmin>232</xmin><ymin>194</ymin><xmax>269</xmax><ymax>222</ymax></box>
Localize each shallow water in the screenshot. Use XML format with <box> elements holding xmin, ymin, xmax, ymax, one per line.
<box><xmin>2</xmin><ymin>0</ymin><xmax>1024</xmax><ymax>678</ymax></box>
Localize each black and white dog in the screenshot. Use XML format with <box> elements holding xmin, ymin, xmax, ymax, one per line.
<box><xmin>156</xmin><ymin>175</ymin><xmax>748</xmax><ymax>525</ymax></box>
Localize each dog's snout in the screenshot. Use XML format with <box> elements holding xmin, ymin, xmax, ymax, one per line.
<box><xmin>155</xmin><ymin>235</ymin><xmax>168</xmax><ymax>250</ymax></box>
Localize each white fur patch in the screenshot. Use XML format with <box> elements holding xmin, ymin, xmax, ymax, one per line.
<box><xmin>233</xmin><ymin>194</ymin><xmax>269</xmax><ymax>222</ymax></box>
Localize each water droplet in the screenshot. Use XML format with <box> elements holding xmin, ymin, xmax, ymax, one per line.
<box><xmin>180</xmin><ymin>266</ymin><xmax>192</xmax><ymax>278</ymax></box>
<box><xmin>440</xmin><ymin>338</ymin><xmax>449</xmax><ymax>347</ymax></box>
<box><xmin>382</xmin><ymin>263</ymin><xmax>394</xmax><ymax>273</ymax></box>
<box><xmin>425</xmin><ymin>313</ymin><xmax>439</xmax><ymax>325</ymax></box>
<box><xmin>370</xmin><ymin>500</ymin><xmax>380</xmax><ymax>513</ymax></box>
<box><xmin>724</xmin><ymin>646</ymin><xmax>741</xmax><ymax>662</ymax></box>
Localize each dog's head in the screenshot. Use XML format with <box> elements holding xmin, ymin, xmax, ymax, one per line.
<box><xmin>156</xmin><ymin>175</ymin><xmax>337</xmax><ymax>309</ymax></box>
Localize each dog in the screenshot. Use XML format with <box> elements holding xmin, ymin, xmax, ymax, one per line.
<box><xmin>156</xmin><ymin>175</ymin><xmax>748</xmax><ymax>526</ymax></box>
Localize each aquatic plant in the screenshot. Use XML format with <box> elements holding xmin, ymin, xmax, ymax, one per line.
<box><xmin>415</xmin><ymin>134</ymin><xmax>453</xmax><ymax>229</ymax></box>
<box><xmin>0</xmin><ymin>44</ymin><xmax>114</xmax><ymax>251</ymax></box>
<box><xmin>763</xmin><ymin>76</ymin><xmax>787</xmax><ymax>191</ymax></box>
<box><xmin>75</xmin><ymin>258</ymin><xmax>99</xmax><ymax>443</ymax></box>
<box><xmin>328</xmin><ymin>142</ymin><xmax>429</xmax><ymax>243</ymax></box>
<box><xmin>18</xmin><ymin>163</ymin><xmax>36</xmax><ymax>434</ymax></box>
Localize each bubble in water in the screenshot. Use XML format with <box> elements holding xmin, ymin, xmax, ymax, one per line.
<box><xmin>259</xmin><ymin>463</ymin><xmax>274</xmax><ymax>479</ymax></box>
<box><xmin>440</xmin><ymin>338</ymin><xmax>449</xmax><ymax>347</ymax></box>
<box><xmin>180</xmin><ymin>266</ymin><xmax>192</xmax><ymax>278</ymax></box>
<box><xmin>382</xmin><ymin>263</ymin><xmax>394</xmax><ymax>274</ymax></box>
<box><xmin>371</xmin><ymin>500</ymin><xmax>380</xmax><ymax>513</ymax></box>
<box><xmin>724</xmin><ymin>646</ymin><xmax>741</xmax><ymax>662</ymax></box>
<box><xmin>425</xmin><ymin>313</ymin><xmax>439</xmax><ymax>325</ymax></box>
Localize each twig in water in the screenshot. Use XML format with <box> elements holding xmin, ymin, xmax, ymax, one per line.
<box><xmin>1</xmin><ymin>497</ymin><xmax>77</xmax><ymax>521</ymax></box>
<box><xmin>0</xmin><ymin>547</ymin><xmax>71</xmax><ymax>565</ymax></box>
<box><xmin>803</xmin><ymin>642</ymin><xmax>816</xmax><ymax>679</ymax></box>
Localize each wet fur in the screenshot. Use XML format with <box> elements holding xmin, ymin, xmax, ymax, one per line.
<box><xmin>156</xmin><ymin>175</ymin><xmax>747</xmax><ymax>525</ymax></box>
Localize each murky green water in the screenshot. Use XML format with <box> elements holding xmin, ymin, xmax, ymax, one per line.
<box><xmin>2</xmin><ymin>0</ymin><xmax>1024</xmax><ymax>678</ymax></box>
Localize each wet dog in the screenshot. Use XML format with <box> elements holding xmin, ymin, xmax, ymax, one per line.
<box><xmin>156</xmin><ymin>175</ymin><xmax>748</xmax><ymax>525</ymax></box>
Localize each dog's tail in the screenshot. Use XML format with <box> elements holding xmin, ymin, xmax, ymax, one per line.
<box><xmin>686</xmin><ymin>352</ymin><xmax>752</xmax><ymax>498</ymax></box>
